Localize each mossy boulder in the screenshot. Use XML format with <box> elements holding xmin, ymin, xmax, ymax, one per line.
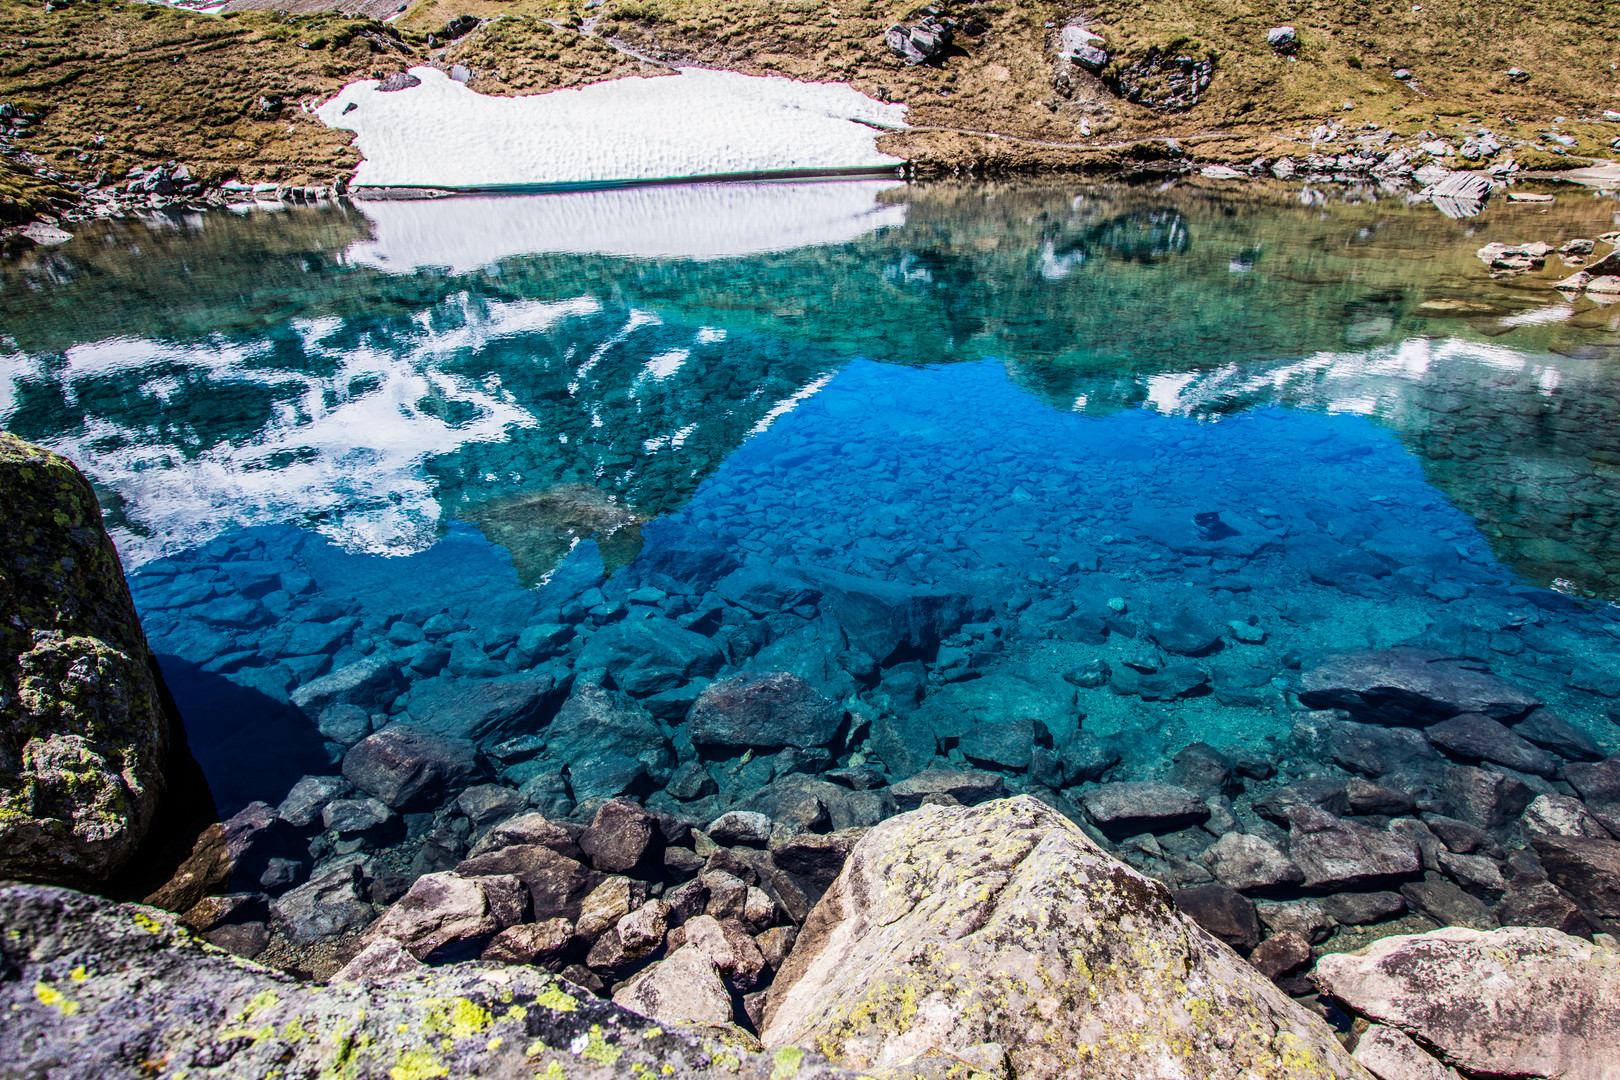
<box><xmin>762</xmin><ymin>795</ymin><xmax>1371</xmax><ymax>1080</ymax></box>
<box><xmin>0</xmin><ymin>882</ymin><xmax>855</xmax><ymax>1080</ymax></box>
<box><xmin>0</xmin><ymin>434</ymin><xmax>175</xmax><ymax>883</ymax></box>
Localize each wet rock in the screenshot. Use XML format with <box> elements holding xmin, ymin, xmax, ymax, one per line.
<box><xmin>577</xmin><ymin>616</ymin><xmax>724</xmax><ymax>697</ymax></box>
<box><xmin>1</xmin><ymin>435</ymin><xmax>190</xmax><ymax>884</ymax></box>
<box><xmin>1172</xmin><ymin>883</ymin><xmax>1262</xmax><ymax>953</ymax></box>
<box><xmin>1401</xmin><ymin>878</ymin><xmax>1498</xmax><ymax>929</ymax></box>
<box><xmin>578</xmin><ymin>799</ymin><xmax>661</xmax><ymax>873</ymax></box>
<box><xmin>270</xmin><ymin>860</ymin><xmax>375</xmax><ymax>944</ymax></box>
<box><xmin>362</xmin><ymin>870</ymin><xmax>528</xmax><ymax>960</ymax></box>
<box><xmin>1444</xmin><ymin>765</ymin><xmax>1533</xmax><ymax>829</ymax></box>
<box><xmin>1426</xmin><ymin>714</ymin><xmax>1558</xmax><ymax>777</ymax></box>
<box><xmin>316</xmin><ymin>704</ymin><xmax>372</xmax><ymax>747</ymax></box>
<box><xmin>666</xmin><ymin>760</ymin><xmax>718</xmax><ymax>800</ymax></box>
<box><xmin>276</xmin><ymin>774</ymin><xmax>354</xmax><ymax>829</ymax></box>
<box><xmin>1257</xmin><ymin>899</ymin><xmax>1336</xmax><ymax>943</ymax></box>
<box><xmin>762</xmin><ymin>796</ymin><xmax>1363</xmax><ymax>1077</ymax></box>
<box><xmin>400</xmin><ymin>673</ymin><xmax>562</xmax><ymax>742</ymax></box>
<box><xmin>1079</xmin><ymin>781</ymin><xmax>1210</xmax><ymax>839</ymax></box>
<box><xmin>1352</xmin><ymin>1025</ymin><xmax>1455</xmax><ymax>1080</ymax></box>
<box><xmin>341</xmin><ymin>725</ymin><xmax>482</xmax><ymax>810</ymax></box>
<box><xmin>1298</xmin><ymin>649</ymin><xmax>1540</xmax><ymax>725</ymax></box>
<box><xmin>1419</xmin><ymin>814</ymin><xmax>1485</xmax><ymax>854</ymax></box>
<box><xmin>1529</xmin><ymin>834</ymin><xmax>1620</xmax><ymax>918</ymax></box>
<box><xmin>801</xmin><ymin>567</ymin><xmax>976</xmax><ymax>663</ymax></box>
<box><xmin>613</xmin><ymin>945</ymin><xmax>733</xmax><ymax>1025</ymax></box>
<box><xmin>1</xmin><ymin>882</ymin><xmax>833</xmax><ymax>1079</ymax></box>
<box><xmin>1250</xmin><ymin>930</ymin><xmax>1312</xmax><ymax>982</ymax></box>
<box><xmin>1254</xmin><ymin>777</ymin><xmax>1351</xmax><ymax>825</ymax></box>
<box><xmin>322</xmin><ymin>796</ymin><xmax>394</xmax><ymax>838</ymax></box>
<box><xmin>688</xmin><ymin>671</ymin><xmax>842</xmax><ymax>750</ymax></box>
<box><xmin>1148</xmin><ymin>611</ymin><xmax>1223</xmax><ymax>656</ymax></box>
<box><xmin>887</xmin><ymin>768</ymin><xmax>1007</xmax><ymax>811</ymax></box>
<box><xmin>545</xmin><ymin>683</ymin><xmax>670</xmax><ymax>797</ymax></box>
<box><xmin>709</xmin><ymin>810</ymin><xmax>773</xmax><ymax>846</ymax></box>
<box><xmin>1287</xmin><ymin>806</ymin><xmax>1420</xmax><ymax>890</ymax></box>
<box><xmin>455</xmin><ymin>784</ymin><xmax>525</xmax><ymax>827</ymax></box>
<box><xmin>1519</xmin><ymin>793</ymin><xmax>1614</xmax><ymax>840</ymax></box>
<box><xmin>1317</xmin><ymin>926</ymin><xmax>1620</xmax><ymax>1079</ymax></box>
<box><xmin>1204</xmin><ymin>832</ymin><xmax>1304</xmax><ymax>892</ymax></box>
<box><xmin>1563</xmin><ymin>758</ymin><xmax>1620</xmax><ymax>804</ymax></box>
<box><xmin>1512</xmin><ymin>712</ymin><xmax>1603</xmax><ymax>763</ymax></box>
<box><xmin>454</xmin><ymin>844</ymin><xmax>600</xmax><ymax>923</ymax></box>
<box><xmin>480</xmin><ymin>918</ymin><xmax>573</xmax><ymax>963</ymax></box>
<box><xmin>958</xmin><ymin>716</ymin><xmax>1046</xmax><ymax>770</ymax></box>
<box><xmin>1170</xmin><ymin>742</ymin><xmax>1235</xmax><ymax>796</ymax></box>
<box><xmin>1436</xmin><ymin>849</ymin><xmax>1507</xmax><ymax>903</ymax></box>
<box><xmin>1324</xmin><ymin>718</ymin><xmax>1439</xmax><ymax>778</ymax></box>
<box><xmin>291</xmin><ymin>655</ymin><xmax>407</xmax><ymax>717</ymax></box>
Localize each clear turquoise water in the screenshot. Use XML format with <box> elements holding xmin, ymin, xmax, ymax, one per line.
<box><xmin>3</xmin><ymin>180</ymin><xmax>1619</xmax><ymax>813</ymax></box>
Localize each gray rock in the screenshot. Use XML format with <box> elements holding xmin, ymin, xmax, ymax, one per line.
<box><xmin>1496</xmin><ymin>881</ymin><xmax>1588</xmax><ymax>936</ymax></box>
<box><xmin>885</xmin><ymin>16</ymin><xmax>952</xmax><ymax>65</ymax></box>
<box><xmin>1249</xmin><ymin>930</ymin><xmax>1312</xmax><ymax>982</ymax></box>
<box><xmin>799</xmin><ymin>566</ymin><xmax>976</xmax><ymax>662</ymax></box>
<box><xmin>1529</xmin><ymin>833</ymin><xmax>1620</xmax><ymax>918</ymax></box>
<box><xmin>1148</xmin><ymin>611</ymin><xmax>1223</xmax><ymax>656</ymax></box>
<box><xmin>579</xmin><ymin>799</ymin><xmax>660</xmax><ymax>873</ymax></box>
<box><xmin>1444</xmin><ymin>766</ymin><xmax>1533</xmax><ymax>829</ymax></box>
<box><xmin>1320</xmin><ymin>891</ymin><xmax>1407</xmax><ymax>926</ymax></box>
<box><xmin>1563</xmin><ymin>758</ymin><xmax>1620</xmax><ymax>804</ymax></box>
<box><xmin>1079</xmin><ymin>781</ymin><xmax>1210</xmax><ymax>839</ymax></box>
<box><xmin>1436</xmin><ymin>849</ymin><xmax>1507</xmax><ymax>903</ymax></box>
<box><xmin>291</xmin><ymin>655</ymin><xmax>407</xmax><ymax>716</ymax></box>
<box><xmin>1254</xmin><ymin>777</ymin><xmax>1351</xmax><ymax>824</ymax></box>
<box><xmin>330</xmin><ymin>935</ymin><xmax>423</xmax><ymax>982</ymax></box>
<box><xmin>1325</xmin><ymin>718</ymin><xmax>1439</xmax><ymax>778</ymax></box>
<box><xmin>613</xmin><ymin>945</ymin><xmax>733</xmax><ymax>1025</ymax></box>
<box><xmin>1298</xmin><ymin>649</ymin><xmax>1540</xmax><ymax>725</ymax></box>
<box><xmin>1170</xmin><ymin>742</ymin><xmax>1235</xmax><ymax>797</ymax></box>
<box><xmin>1353</xmin><ymin>1025</ymin><xmax>1456</xmax><ymax>1080</ymax></box>
<box><xmin>1346</xmin><ymin>777</ymin><xmax>1416</xmax><ymax>816</ymax></box>
<box><xmin>1519</xmin><ymin>794</ymin><xmax>1614</xmax><ymax>840</ymax></box>
<box><xmin>1426</xmin><ymin>714</ymin><xmax>1559</xmax><ymax>777</ymax></box>
<box><xmin>465</xmin><ymin>811</ymin><xmax>580</xmax><ymax>859</ymax></box>
<box><xmin>0</xmin><ymin>883</ymin><xmax>841</xmax><ymax>1079</ymax></box>
<box><xmin>761</xmin><ymin>796</ymin><xmax>1365</xmax><ymax>1077</ymax></box>
<box><xmin>361</xmin><ymin>870</ymin><xmax>528</xmax><ymax>959</ymax></box>
<box><xmin>1204</xmin><ymin>832</ymin><xmax>1304</xmax><ymax>892</ymax></box>
<box><xmin>480</xmin><ymin>917</ymin><xmax>573</xmax><ymax>963</ymax></box>
<box><xmin>456</xmin><ymin>843</ymin><xmax>601</xmax><ymax>922</ymax></box>
<box><xmin>1256</xmin><ymin>899</ymin><xmax>1336</xmax><ymax>943</ymax></box>
<box><xmin>688</xmin><ymin>671</ymin><xmax>842</xmax><ymax>750</ymax></box>
<box><xmin>1171</xmin><ymin>883</ymin><xmax>1262</xmax><ymax>953</ymax></box>
<box><xmin>456</xmin><ymin>783</ymin><xmax>525</xmax><ymax>827</ymax></box>
<box><xmin>546</xmin><ymin>683</ymin><xmax>671</xmax><ymax>788</ymax></box>
<box><xmin>886</xmin><ymin>768</ymin><xmax>1007</xmax><ymax>811</ymax></box>
<box><xmin>317</xmin><ymin>704</ymin><xmax>373</xmax><ymax>747</ymax></box>
<box><xmin>341</xmin><ymin>724</ymin><xmax>482</xmax><ymax>810</ymax></box>
<box><xmin>270</xmin><ymin>860</ymin><xmax>375</xmax><ymax>944</ymax></box>
<box><xmin>400</xmin><ymin>673</ymin><xmax>562</xmax><ymax>742</ymax></box>
<box><xmin>1318</xmin><ymin>926</ymin><xmax>1620</xmax><ymax>1079</ymax></box>
<box><xmin>276</xmin><ymin>774</ymin><xmax>354</xmax><ymax>829</ymax></box>
<box><xmin>667</xmin><ymin>761</ymin><xmax>718</xmax><ymax>800</ymax></box>
<box><xmin>1287</xmin><ymin>806</ymin><xmax>1421</xmax><ymax>890</ymax></box>
<box><xmin>1513</xmin><ymin>712</ymin><xmax>1603</xmax><ymax>763</ymax></box>
<box><xmin>1266</xmin><ymin>25</ymin><xmax>1298</xmax><ymax>53</ymax></box>
<box><xmin>709</xmin><ymin>810</ymin><xmax>774</xmax><ymax>846</ymax></box>
<box><xmin>322</xmin><ymin>796</ymin><xmax>394</xmax><ymax>836</ymax></box>
<box><xmin>576</xmin><ymin>617</ymin><xmax>724</xmax><ymax>697</ymax></box>
<box><xmin>1401</xmin><ymin>878</ymin><xmax>1498</xmax><ymax>930</ymax></box>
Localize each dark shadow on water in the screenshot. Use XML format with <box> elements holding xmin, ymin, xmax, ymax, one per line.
<box><xmin>156</xmin><ymin>656</ymin><xmax>333</xmax><ymax>818</ymax></box>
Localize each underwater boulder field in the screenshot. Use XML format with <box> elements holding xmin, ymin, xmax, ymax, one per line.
<box><xmin>4</xmin><ymin>178</ymin><xmax>1620</xmax><ymax>1074</ymax></box>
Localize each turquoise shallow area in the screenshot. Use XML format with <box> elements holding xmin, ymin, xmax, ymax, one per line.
<box><xmin>2</xmin><ymin>181</ymin><xmax>1619</xmax><ymax>817</ymax></box>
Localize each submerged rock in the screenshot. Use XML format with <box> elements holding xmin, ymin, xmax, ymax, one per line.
<box><xmin>688</xmin><ymin>671</ymin><xmax>843</xmax><ymax>750</ymax></box>
<box><xmin>761</xmin><ymin>795</ymin><xmax>1366</xmax><ymax>1078</ymax></box>
<box><xmin>1298</xmin><ymin>649</ymin><xmax>1540</xmax><ymax>725</ymax></box>
<box><xmin>1318</xmin><ymin>926</ymin><xmax>1620</xmax><ymax>1080</ymax></box>
<box><xmin>0</xmin><ymin>882</ymin><xmax>837</xmax><ymax>1079</ymax></box>
<box><xmin>0</xmin><ymin>435</ymin><xmax>199</xmax><ymax>885</ymax></box>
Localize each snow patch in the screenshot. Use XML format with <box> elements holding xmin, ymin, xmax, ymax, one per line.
<box><xmin>316</xmin><ymin>66</ymin><xmax>908</xmax><ymax>189</ymax></box>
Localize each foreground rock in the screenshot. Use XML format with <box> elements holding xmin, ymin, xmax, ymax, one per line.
<box><xmin>1318</xmin><ymin>926</ymin><xmax>1620</xmax><ymax>1080</ymax></box>
<box><xmin>0</xmin><ymin>882</ymin><xmax>847</xmax><ymax>1080</ymax></box>
<box><xmin>1</xmin><ymin>434</ymin><xmax>198</xmax><ymax>885</ymax></box>
<box><xmin>762</xmin><ymin>796</ymin><xmax>1366</xmax><ymax>1079</ymax></box>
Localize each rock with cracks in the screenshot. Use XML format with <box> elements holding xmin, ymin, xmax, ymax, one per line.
<box><xmin>761</xmin><ymin>795</ymin><xmax>1367</xmax><ymax>1079</ymax></box>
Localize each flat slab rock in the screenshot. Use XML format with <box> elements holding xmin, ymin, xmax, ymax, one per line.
<box><xmin>1298</xmin><ymin>648</ymin><xmax>1540</xmax><ymax>724</ymax></box>
<box><xmin>1317</xmin><ymin>926</ymin><xmax>1620</xmax><ymax>1080</ymax></box>
<box><xmin>0</xmin><ymin>883</ymin><xmax>853</xmax><ymax>1080</ymax></box>
<box><xmin>761</xmin><ymin>795</ymin><xmax>1367</xmax><ymax>1080</ymax></box>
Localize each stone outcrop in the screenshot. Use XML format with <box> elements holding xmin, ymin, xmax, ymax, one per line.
<box><xmin>0</xmin><ymin>882</ymin><xmax>850</xmax><ymax>1080</ymax></box>
<box><xmin>761</xmin><ymin>795</ymin><xmax>1368</xmax><ymax>1079</ymax></box>
<box><xmin>1317</xmin><ymin>926</ymin><xmax>1620</xmax><ymax>1080</ymax></box>
<box><xmin>0</xmin><ymin>434</ymin><xmax>208</xmax><ymax>886</ymax></box>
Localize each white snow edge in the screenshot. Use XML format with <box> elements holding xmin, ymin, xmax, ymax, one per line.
<box><xmin>315</xmin><ymin>66</ymin><xmax>909</xmax><ymax>189</ymax></box>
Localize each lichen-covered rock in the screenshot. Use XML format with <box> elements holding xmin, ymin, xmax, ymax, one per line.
<box><xmin>0</xmin><ymin>434</ymin><xmax>180</xmax><ymax>884</ymax></box>
<box><xmin>761</xmin><ymin>795</ymin><xmax>1370</xmax><ymax>1079</ymax></box>
<box><xmin>0</xmin><ymin>882</ymin><xmax>857</xmax><ymax>1080</ymax></box>
<box><xmin>1316</xmin><ymin>926</ymin><xmax>1620</xmax><ymax>1080</ymax></box>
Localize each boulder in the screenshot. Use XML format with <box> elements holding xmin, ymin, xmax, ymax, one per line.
<box><xmin>1298</xmin><ymin>649</ymin><xmax>1540</xmax><ymax>725</ymax></box>
<box><xmin>1203</xmin><ymin>832</ymin><xmax>1304</xmax><ymax>892</ymax></box>
<box><xmin>1520</xmin><ymin>794</ymin><xmax>1614</xmax><ymax>840</ymax></box>
<box><xmin>276</xmin><ymin>774</ymin><xmax>354</xmax><ymax>829</ymax></box>
<box><xmin>1078</xmin><ymin>781</ymin><xmax>1210</xmax><ymax>839</ymax></box>
<box><xmin>1249</xmin><ymin>930</ymin><xmax>1312</xmax><ymax>982</ymax></box>
<box><xmin>1400</xmin><ymin>879</ymin><xmax>1497</xmax><ymax>930</ymax></box>
<box><xmin>687</xmin><ymin>671</ymin><xmax>842</xmax><ymax>750</ymax></box>
<box><xmin>361</xmin><ymin>870</ymin><xmax>528</xmax><ymax>960</ymax></box>
<box><xmin>1443</xmin><ymin>765</ymin><xmax>1533</xmax><ymax>829</ymax></box>
<box><xmin>1324</xmin><ymin>718</ymin><xmax>1439</xmax><ymax>778</ymax></box>
<box><xmin>270</xmin><ymin>860</ymin><xmax>375</xmax><ymax>944</ymax></box>
<box><xmin>290</xmin><ymin>655</ymin><xmax>407</xmax><ymax>716</ymax></box>
<box><xmin>1257</xmin><ymin>899</ymin><xmax>1336</xmax><ymax>943</ymax></box>
<box><xmin>709</xmin><ymin>810</ymin><xmax>774</xmax><ymax>846</ymax></box>
<box><xmin>399</xmin><ymin>673</ymin><xmax>563</xmax><ymax>742</ymax></box>
<box><xmin>1287</xmin><ymin>806</ymin><xmax>1420</xmax><ymax>890</ymax></box>
<box><xmin>1171</xmin><ymin>883</ymin><xmax>1262</xmax><ymax>953</ymax></box>
<box><xmin>1317</xmin><ymin>926</ymin><xmax>1620</xmax><ymax>1080</ymax></box>
<box><xmin>0</xmin><ymin>882</ymin><xmax>838</xmax><ymax>1080</ymax></box>
<box><xmin>1529</xmin><ymin>834</ymin><xmax>1620</xmax><ymax>918</ymax></box>
<box><xmin>454</xmin><ymin>844</ymin><xmax>601</xmax><ymax>923</ymax></box>
<box><xmin>1353</xmin><ymin>1025</ymin><xmax>1456</xmax><ymax>1080</ymax></box>
<box><xmin>1563</xmin><ymin>758</ymin><xmax>1620</xmax><ymax>804</ymax></box>
<box><xmin>885</xmin><ymin>16</ymin><xmax>952</xmax><ymax>65</ymax></box>
<box><xmin>613</xmin><ymin>945</ymin><xmax>733</xmax><ymax>1025</ymax></box>
<box><xmin>886</xmin><ymin>768</ymin><xmax>1007</xmax><ymax>811</ymax></box>
<box><xmin>576</xmin><ymin>616</ymin><xmax>724</xmax><ymax>697</ymax></box>
<box><xmin>1497</xmin><ymin>882</ymin><xmax>1588</xmax><ymax>936</ymax></box>
<box><xmin>466</xmin><ymin>811</ymin><xmax>581</xmax><ymax>859</ymax></box>
<box><xmin>1425</xmin><ymin>714</ymin><xmax>1558</xmax><ymax>777</ymax></box>
<box><xmin>1254</xmin><ymin>777</ymin><xmax>1351</xmax><ymax>824</ymax></box>
<box><xmin>480</xmin><ymin>918</ymin><xmax>573</xmax><ymax>964</ymax></box>
<box><xmin>0</xmin><ymin>435</ymin><xmax>196</xmax><ymax>884</ymax></box>
<box><xmin>341</xmin><ymin>725</ymin><xmax>481</xmax><ymax>810</ymax></box>
<box><xmin>1512</xmin><ymin>712</ymin><xmax>1603</xmax><ymax>763</ymax></box>
<box><xmin>578</xmin><ymin>799</ymin><xmax>661</xmax><ymax>873</ymax></box>
<box><xmin>545</xmin><ymin>683</ymin><xmax>670</xmax><ymax>791</ymax></box>
<box><xmin>799</xmin><ymin>567</ymin><xmax>976</xmax><ymax>662</ymax></box>
<box><xmin>761</xmin><ymin>796</ymin><xmax>1367</xmax><ymax>1078</ymax></box>
<box><xmin>1321</xmin><ymin>892</ymin><xmax>1406</xmax><ymax>926</ymax></box>
<box><xmin>739</xmin><ymin>773</ymin><xmax>895</xmax><ymax>833</ymax></box>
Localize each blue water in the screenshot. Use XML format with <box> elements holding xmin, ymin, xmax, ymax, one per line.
<box><xmin>4</xmin><ymin>183</ymin><xmax>1620</xmax><ymax>819</ymax></box>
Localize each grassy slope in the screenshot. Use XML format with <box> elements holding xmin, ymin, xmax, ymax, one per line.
<box><xmin>0</xmin><ymin>0</ymin><xmax>1617</xmax><ymax>214</ymax></box>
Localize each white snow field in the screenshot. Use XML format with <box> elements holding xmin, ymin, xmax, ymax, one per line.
<box><xmin>314</xmin><ymin>65</ymin><xmax>909</xmax><ymax>189</ymax></box>
<box><xmin>342</xmin><ymin>180</ymin><xmax>908</xmax><ymax>272</ymax></box>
